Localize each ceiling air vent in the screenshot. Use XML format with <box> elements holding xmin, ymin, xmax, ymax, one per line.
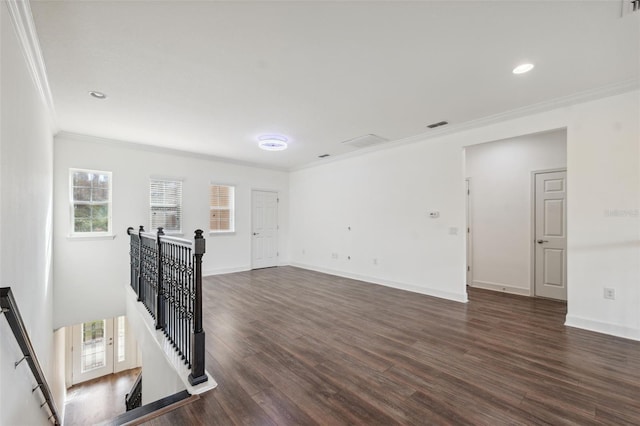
<box><xmin>426</xmin><ymin>120</ymin><xmax>448</xmax><ymax>129</ymax></box>
<box><xmin>341</xmin><ymin>134</ymin><xmax>389</xmax><ymax>149</ymax></box>
<box><xmin>622</xmin><ymin>0</ymin><xmax>639</xmax><ymax>16</ymax></box>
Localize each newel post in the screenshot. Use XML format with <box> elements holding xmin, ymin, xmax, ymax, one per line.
<box><xmin>189</xmin><ymin>229</ymin><xmax>207</xmax><ymax>385</ymax></box>
<box><xmin>155</xmin><ymin>227</ymin><xmax>166</xmax><ymax>330</ymax></box>
<box><xmin>137</xmin><ymin>226</ymin><xmax>144</xmax><ymax>302</ymax></box>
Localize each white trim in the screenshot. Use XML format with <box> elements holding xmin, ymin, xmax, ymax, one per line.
<box><xmin>465</xmin><ymin>177</ymin><xmax>472</xmax><ymax>286</ymax></box>
<box><xmin>470</xmin><ymin>280</ymin><xmax>531</xmax><ymax>297</ymax></box>
<box><xmin>565</xmin><ymin>315</ymin><xmax>640</xmax><ymax>342</ymax></box>
<box><xmin>4</xmin><ymin>0</ymin><xmax>58</xmax><ymax>132</ymax></box>
<box><xmin>66</xmin><ymin>234</ymin><xmax>116</xmax><ymax>241</ymax></box>
<box><xmin>290</xmin><ymin>262</ymin><xmax>469</xmax><ymax>303</ymax></box>
<box><xmin>69</xmin><ymin>168</ymin><xmax>113</xmax><ymax>237</ymax></box>
<box><xmin>203</xmin><ymin>265</ymin><xmax>251</xmax><ymax>276</ymax></box>
<box><xmin>56</xmin><ymin>131</ymin><xmax>288</xmax><ymax>172</ymax></box>
<box><xmin>292</xmin><ymin>79</ymin><xmax>639</xmax><ymax>172</ymax></box>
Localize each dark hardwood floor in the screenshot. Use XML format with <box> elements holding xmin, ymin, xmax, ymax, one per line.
<box><xmin>64</xmin><ymin>367</ymin><xmax>141</xmax><ymax>425</ymax></box>
<box><xmin>145</xmin><ymin>266</ymin><xmax>640</xmax><ymax>425</ymax></box>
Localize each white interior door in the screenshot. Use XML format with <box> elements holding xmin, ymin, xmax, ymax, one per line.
<box><xmin>534</xmin><ymin>171</ymin><xmax>567</xmax><ymax>300</ymax></box>
<box><xmin>72</xmin><ymin>319</ymin><xmax>114</xmax><ymax>384</ymax></box>
<box><xmin>71</xmin><ymin>316</ymin><xmax>138</xmax><ymax>385</ymax></box>
<box><xmin>252</xmin><ymin>190</ymin><xmax>279</xmax><ymax>269</ymax></box>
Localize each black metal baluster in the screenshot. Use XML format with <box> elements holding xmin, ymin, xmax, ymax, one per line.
<box><xmin>137</xmin><ymin>226</ymin><xmax>144</xmax><ymax>301</ymax></box>
<box><xmin>156</xmin><ymin>227</ymin><xmax>165</xmax><ymax>330</ymax></box>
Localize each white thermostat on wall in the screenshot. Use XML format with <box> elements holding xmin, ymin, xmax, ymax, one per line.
<box><xmin>428</xmin><ymin>211</ymin><xmax>440</xmax><ymax>218</ymax></box>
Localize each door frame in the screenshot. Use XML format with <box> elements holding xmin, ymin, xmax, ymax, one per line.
<box><xmin>251</xmin><ymin>189</ymin><xmax>279</xmax><ymax>269</ymax></box>
<box><xmin>67</xmin><ymin>316</ymin><xmax>139</xmax><ymax>386</ymax></box>
<box><xmin>465</xmin><ymin>178</ymin><xmax>473</xmax><ymax>286</ymax></box>
<box><xmin>530</xmin><ymin>168</ymin><xmax>567</xmax><ymax>297</ymax></box>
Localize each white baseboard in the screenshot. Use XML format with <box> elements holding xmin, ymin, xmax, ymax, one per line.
<box><xmin>203</xmin><ymin>262</ymin><xmax>291</xmax><ymax>277</ymax></box>
<box><xmin>565</xmin><ymin>315</ymin><xmax>640</xmax><ymax>341</ymax></box>
<box><xmin>290</xmin><ymin>262</ymin><xmax>468</xmax><ymax>303</ymax></box>
<box><xmin>203</xmin><ymin>265</ymin><xmax>251</xmax><ymax>276</ymax></box>
<box><xmin>470</xmin><ymin>280</ymin><xmax>531</xmax><ymax>296</ymax></box>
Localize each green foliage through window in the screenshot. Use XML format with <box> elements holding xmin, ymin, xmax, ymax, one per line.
<box><xmin>71</xmin><ymin>169</ymin><xmax>112</xmax><ymax>234</ymax></box>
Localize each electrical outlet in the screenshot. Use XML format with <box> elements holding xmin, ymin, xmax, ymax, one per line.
<box><xmin>604</xmin><ymin>288</ymin><xmax>615</xmax><ymax>300</ymax></box>
<box><xmin>373</xmin><ymin>258</ymin><xmax>378</xmax><ymax>265</ymax></box>
<box><xmin>302</xmin><ymin>249</ymin><xmax>305</xmax><ymax>255</ymax></box>
<box><xmin>331</xmin><ymin>252</ymin><xmax>338</xmax><ymax>259</ymax></box>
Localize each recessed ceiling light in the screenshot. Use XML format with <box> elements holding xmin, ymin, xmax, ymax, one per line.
<box><xmin>512</xmin><ymin>63</ymin><xmax>534</xmax><ymax>74</ymax></box>
<box><xmin>258</xmin><ymin>135</ymin><xmax>288</xmax><ymax>151</ymax></box>
<box><xmin>89</xmin><ymin>91</ymin><xmax>107</xmax><ymax>99</ymax></box>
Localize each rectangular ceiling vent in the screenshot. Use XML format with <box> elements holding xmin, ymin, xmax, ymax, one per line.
<box><xmin>427</xmin><ymin>120</ymin><xmax>448</xmax><ymax>129</ymax></box>
<box><xmin>341</xmin><ymin>134</ymin><xmax>389</xmax><ymax>149</ymax></box>
<box><xmin>622</xmin><ymin>0</ymin><xmax>639</xmax><ymax>16</ymax></box>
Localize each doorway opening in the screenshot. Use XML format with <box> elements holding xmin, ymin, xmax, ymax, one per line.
<box><xmin>68</xmin><ymin>316</ymin><xmax>140</xmax><ymax>386</ymax></box>
<box><xmin>464</xmin><ymin>129</ymin><xmax>567</xmax><ymax>301</ymax></box>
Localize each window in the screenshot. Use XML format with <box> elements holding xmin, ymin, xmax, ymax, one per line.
<box><xmin>117</xmin><ymin>316</ymin><xmax>126</xmax><ymax>363</ymax></box>
<box><xmin>80</xmin><ymin>320</ymin><xmax>106</xmax><ymax>372</ymax></box>
<box><xmin>70</xmin><ymin>169</ymin><xmax>112</xmax><ymax>235</ymax></box>
<box><xmin>210</xmin><ymin>184</ymin><xmax>235</xmax><ymax>233</ymax></box>
<box><xmin>150</xmin><ymin>178</ymin><xmax>183</xmax><ymax>233</ymax></box>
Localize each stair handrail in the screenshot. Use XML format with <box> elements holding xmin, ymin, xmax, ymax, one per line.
<box><xmin>125</xmin><ymin>371</ymin><xmax>142</xmax><ymax>411</ymax></box>
<box><xmin>0</xmin><ymin>287</ymin><xmax>61</xmax><ymax>425</ymax></box>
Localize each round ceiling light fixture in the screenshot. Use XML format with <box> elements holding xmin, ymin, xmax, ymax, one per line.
<box><xmin>258</xmin><ymin>135</ymin><xmax>288</xmax><ymax>151</ymax></box>
<box><xmin>89</xmin><ymin>90</ymin><xmax>107</xmax><ymax>99</ymax></box>
<box><xmin>512</xmin><ymin>63</ymin><xmax>534</xmax><ymax>74</ymax></box>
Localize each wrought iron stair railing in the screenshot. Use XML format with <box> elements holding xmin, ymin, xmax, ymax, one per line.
<box><xmin>127</xmin><ymin>226</ymin><xmax>207</xmax><ymax>385</ymax></box>
<box><xmin>125</xmin><ymin>372</ymin><xmax>142</xmax><ymax>411</ymax></box>
<box><xmin>1</xmin><ymin>287</ymin><xmax>61</xmax><ymax>425</ymax></box>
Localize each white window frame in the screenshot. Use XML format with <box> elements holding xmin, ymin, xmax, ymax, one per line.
<box><xmin>149</xmin><ymin>178</ymin><xmax>183</xmax><ymax>234</ymax></box>
<box><xmin>209</xmin><ymin>184</ymin><xmax>235</xmax><ymax>234</ymax></box>
<box><xmin>69</xmin><ymin>168</ymin><xmax>113</xmax><ymax>238</ymax></box>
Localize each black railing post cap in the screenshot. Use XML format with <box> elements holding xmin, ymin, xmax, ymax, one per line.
<box><xmin>194</xmin><ymin>229</ymin><xmax>204</xmax><ymax>239</ymax></box>
<box><xmin>157</xmin><ymin>227</ymin><xmax>165</xmax><ymax>235</ymax></box>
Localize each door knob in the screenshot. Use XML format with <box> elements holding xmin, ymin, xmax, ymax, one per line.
<box><xmin>537</xmin><ymin>239</ymin><xmax>549</xmax><ymax>244</ymax></box>
<box><xmin>253</xmin><ymin>232</ymin><xmax>259</xmax><ymax>236</ymax></box>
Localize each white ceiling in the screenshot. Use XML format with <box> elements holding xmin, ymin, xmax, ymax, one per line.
<box><xmin>31</xmin><ymin>1</ymin><xmax>639</xmax><ymax>170</ymax></box>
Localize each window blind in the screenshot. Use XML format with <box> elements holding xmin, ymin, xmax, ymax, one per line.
<box><xmin>150</xmin><ymin>179</ymin><xmax>183</xmax><ymax>232</ymax></box>
<box><xmin>210</xmin><ymin>184</ymin><xmax>234</xmax><ymax>232</ymax></box>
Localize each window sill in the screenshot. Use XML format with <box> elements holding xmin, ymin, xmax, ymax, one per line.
<box><xmin>67</xmin><ymin>234</ymin><xmax>117</xmax><ymax>241</ymax></box>
<box><xmin>209</xmin><ymin>231</ymin><xmax>236</xmax><ymax>236</ymax></box>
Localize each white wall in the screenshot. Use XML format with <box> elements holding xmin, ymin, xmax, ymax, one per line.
<box><xmin>290</xmin><ymin>135</ymin><xmax>468</xmax><ymax>302</ymax></box>
<box><xmin>125</xmin><ymin>289</ymin><xmax>185</xmax><ymax>405</ymax></box>
<box><xmin>465</xmin><ymin>130</ymin><xmax>567</xmax><ymax>295</ymax></box>
<box><xmin>0</xmin><ymin>2</ymin><xmax>59</xmax><ymax>424</ymax></box>
<box><xmin>53</xmin><ymin>133</ymin><xmax>289</xmax><ymax>328</ymax></box>
<box><xmin>565</xmin><ymin>93</ymin><xmax>640</xmax><ymax>339</ymax></box>
<box><xmin>290</xmin><ymin>90</ymin><xmax>640</xmax><ymax>341</ymax></box>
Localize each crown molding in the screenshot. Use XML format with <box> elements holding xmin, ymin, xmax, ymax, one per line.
<box><xmin>292</xmin><ymin>79</ymin><xmax>640</xmax><ymax>172</ymax></box>
<box><xmin>5</xmin><ymin>0</ymin><xmax>58</xmax><ymax>132</ymax></box>
<box><xmin>55</xmin><ymin>131</ymin><xmax>289</xmax><ymax>173</ymax></box>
